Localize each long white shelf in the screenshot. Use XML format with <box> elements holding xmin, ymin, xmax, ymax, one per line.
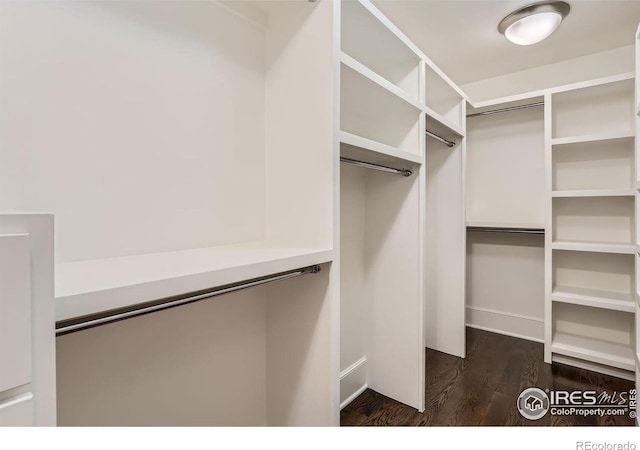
<box><xmin>340</xmin><ymin>52</ymin><xmax>422</xmax><ymax>111</ymax></box>
<box><xmin>551</xmin><ymin>285</ymin><xmax>635</xmax><ymax>313</ymax></box>
<box><xmin>340</xmin><ymin>131</ymin><xmax>423</xmax><ymax>165</ymax></box>
<box><xmin>465</xmin><ymin>221</ymin><xmax>545</xmax><ymax>229</ymax></box>
<box><xmin>551</xmin><ymin>189</ymin><xmax>636</xmax><ymax>198</ymax></box>
<box><xmin>551</xmin><ymin>332</ymin><xmax>635</xmax><ymax>371</ymax></box>
<box><xmin>55</xmin><ymin>243</ymin><xmax>333</xmax><ymax>321</ymax></box>
<box><xmin>551</xmin><ymin>240</ymin><xmax>636</xmax><ymax>255</ymax></box>
<box><xmin>551</xmin><ymin>131</ymin><xmax>634</xmax><ymax>146</ymax></box>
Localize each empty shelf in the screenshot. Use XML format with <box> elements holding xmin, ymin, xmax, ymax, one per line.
<box><xmin>551</xmin><ymin>131</ymin><xmax>635</xmax><ymax>146</ymax></box>
<box><xmin>551</xmin><ymin>285</ymin><xmax>635</xmax><ymax>313</ymax></box>
<box><xmin>551</xmin><ymin>189</ymin><xmax>635</xmax><ymax>198</ymax></box>
<box><xmin>340</xmin><ymin>52</ymin><xmax>421</xmax><ymax>111</ymax></box>
<box><xmin>425</xmin><ymin>105</ymin><xmax>465</xmax><ymax>139</ymax></box>
<box><xmin>551</xmin><ymin>241</ymin><xmax>636</xmax><ymax>255</ymax></box>
<box><xmin>551</xmin><ymin>332</ymin><xmax>635</xmax><ymax>371</ymax></box>
<box><xmin>56</xmin><ymin>243</ymin><xmax>333</xmax><ymax>321</ymax></box>
<box><xmin>340</xmin><ymin>131</ymin><xmax>423</xmax><ymax>165</ymax></box>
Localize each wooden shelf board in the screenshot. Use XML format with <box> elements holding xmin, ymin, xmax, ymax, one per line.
<box><xmin>551</xmin><ymin>131</ymin><xmax>634</xmax><ymax>146</ymax></box>
<box><xmin>551</xmin><ymin>285</ymin><xmax>635</xmax><ymax>313</ymax></box>
<box><xmin>551</xmin><ymin>332</ymin><xmax>635</xmax><ymax>371</ymax></box>
<box><xmin>340</xmin><ymin>131</ymin><xmax>423</xmax><ymax>166</ymax></box>
<box><xmin>56</xmin><ymin>243</ymin><xmax>333</xmax><ymax>321</ymax></box>
<box><xmin>551</xmin><ymin>240</ymin><xmax>636</xmax><ymax>255</ymax></box>
<box><xmin>551</xmin><ymin>189</ymin><xmax>636</xmax><ymax>198</ymax></box>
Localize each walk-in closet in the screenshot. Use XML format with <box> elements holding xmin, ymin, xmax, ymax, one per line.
<box><xmin>0</xmin><ymin>0</ymin><xmax>638</xmax><ymax>429</ymax></box>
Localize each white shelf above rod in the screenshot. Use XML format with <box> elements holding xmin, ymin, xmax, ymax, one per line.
<box><xmin>467</xmin><ymin>101</ymin><xmax>544</xmax><ymax>118</ymax></box>
<box><xmin>467</xmin><ymin>226</ymin><xmax>545</xmax><ymax>235</ymax></box>
<box><xmin>56</xmin><ymin>265</ymin><xmax>322</xmax><ymax>336</ymax></box>
<box><xmin>340</xmin><ymin>157</ymin><xmax>413</xmax><ymax>177</ymax></box>
<box><xmin>426</xmin><ymin>130</ymin><xmax>456</xmax><ymax>148</ymax></box>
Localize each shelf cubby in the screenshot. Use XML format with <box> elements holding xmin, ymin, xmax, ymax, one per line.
<box><xmin>553</xmin><ymin>250</ymin><xmax>635</xmax><ymax>303</ymax></box>
<box><xmin>341</xmin><ymin>63</ymin><xmax>421</xmax><ymax>156</ymax></box>
<box><xmin>552</xmin><ymin>196</ymin><xmax>634</xmax><ymax>245</ymax></box>
<box><xmin>552</xmin><ymin>78</ymin><xmax>634</xmax><ymax>139</ymax></box>
<box><xmin>425</xmin><ymin>63</ymin><xmax>464</xmax><ymax>133</ymax></box>
<box><xmin>552</xmin><ymin>136</ymin><xmax>634</xmax><ymax>192</ymax></box>
<box><xmin>551</xmin><ymin>302</ymin><xmax>635</xmax><ymax>371</ymax></box>
<box><xmin>341</xmin><ymin>0</ymin><xmax>420</xmax><ymax>100</ymax></box>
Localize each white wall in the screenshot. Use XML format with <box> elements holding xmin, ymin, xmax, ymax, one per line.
<box><xmin>466</xmin><ymin>232</ymin><xmax>545</xmax><ymax>342</ymax></box>
<box><xmin>0</xmin><ymin>1</ymin><xmax>266</xmax><ymax>263</ymax></box>
<box><xmin>462</xmin><ymin>45</ymin><xmax>634</xmax><ymax>104</ymax></box>
<box><xmin>466</xmin><ymin>105</ymin><xmax>545</xmax><ymax>226</ymax></box>
<box><xmin>57</xmin><ymin>288</ymin><xmax>268</xmax><ymax>426</ymax></box>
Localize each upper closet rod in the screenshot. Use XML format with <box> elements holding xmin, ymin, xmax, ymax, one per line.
<box><xmin>466</xmin><ymin>101</ymin><xmax>544</xmax><ymax>118</ymax></box>
<box><xmin>340</xmin><ymin>157</ymin><xmax>412</xmax><ymax>177</ymax></box>
<box><xmin>426</xmin><ymin>130</ymin><xmax>456</xmax><ymax>148</ymax></box>
<box><xmin>55</xmin><ymin>265</ymin><xmax>322</xmax><ymax>336</ymax></box>
<box><xmin>467</xmin><ymin>226</ymin><xmax>544</xmax><ymax>235</ymax></box>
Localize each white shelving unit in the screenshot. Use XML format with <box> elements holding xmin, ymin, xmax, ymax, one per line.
<box><xmin>0</xmin><ymin>1</ymin><xmax>338</xmax><ymax>426</ymax></box>
<box><xmin>546</xmin><ymin>76</ymin><xmax>637</xmax><ymax>380</ymax></box>
<box><xmin>339</xmin><ymin>0</ymin><xmax>427</xmax><ymax>414</ymax></box>
<box><xmin>338</xmin><ymin>0</ymin><xmax>466</xmax><ymax>413</ymax></box>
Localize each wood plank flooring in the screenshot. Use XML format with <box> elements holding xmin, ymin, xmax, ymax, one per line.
<box><xmin>340</xmin><ymin>328</ymin><xmax>636</xmax><ymax>426</ymax></box>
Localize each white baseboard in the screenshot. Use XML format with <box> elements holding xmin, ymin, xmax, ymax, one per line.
<box><xmin>340</xmin><ymin>383</ymin><xmax>368</xmax><ymax>410</ymax></box>
<box><xmin>340</xmin><ymin>356</ymin><xmax>366</xmax><ymax>381</ymax></box>
<box><xmin>466</xmin><ymin>305</ymin><xmax>544</xmax><ymax>343</ymax></box>
<box><xmin>340</xmin><ymin>357</ymin><xmax>367</xmax><ymax>410</ymax></box>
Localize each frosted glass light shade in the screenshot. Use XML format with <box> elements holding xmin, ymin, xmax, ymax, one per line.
<box><xmin>498</xmin><ymin>2</ymin><xmax>570</xmax><ymax>46</ymax></box>
<box><xmin>505</xmin><ymin>12</ymin><xmax>562</xmax><ymax>45</ymax></box>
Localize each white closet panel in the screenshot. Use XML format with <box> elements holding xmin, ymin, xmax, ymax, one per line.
<box><xmin>339</xmin><ymin>164</ymin><xmax>424</xmax><ymax>411</ymax></box>
<box><xmin>0</xmin><ymin>235</ymin><xmax>31</xmax><ymax>393</ymax></box>
<box><xmin>466</xmin><ymin>102</ymin><xmax>545</xmax><ymax>226</ymax></box>
<box><xmin>466</xmin><ymin>232</ymin><xmax>544</xmax><ymax>342</ymax></box>
<box><xmin>425</xmin><ymin>137</ymin><xmax>466</xmax><ymax>358</ymax></box>
<box><xmin>0</xmin><ymin>393</ymin><xmax>33</xmax><ymax>427</ymax></box>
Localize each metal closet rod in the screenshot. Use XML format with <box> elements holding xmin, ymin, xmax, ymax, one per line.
<box><xmin>55</xmin><ymin>265</ymin><xmax>322</xmax><ymax>336</ymax></box>
<box><xmin>467</xmin><ymin>101</ymin><xmax>544</xmax><ymax>118</ymax></box>
<box><xmin>467</xmin><ymin>226</ymin><xmax>545</xmax><ymax>235</ymax></box>
<box><xmin>426</xmin><ymin>130</ymin><xmax>456</xmax><ymax>148</ymax></box>
<box><xmin>340</xmin><ymin>157</ymin><xmax>412</xmax><ymax>177</ymax></box>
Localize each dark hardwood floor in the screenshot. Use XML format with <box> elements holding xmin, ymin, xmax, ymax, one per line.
<box><xmin>340</xmin><ymin>328</ymin><xmax>636</xmax><ymax>426</ymax></box>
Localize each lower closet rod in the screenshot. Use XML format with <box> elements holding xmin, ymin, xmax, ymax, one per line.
<box><xmin>340</xmin><ymin>157</ymin><xmax>412</xmax><ymax>177</ymax></box>
<box><xmin>467</xmin><ymin>227</ymin><xmax>544</xmax><ymax>235</ymax></box>
<box><xmin>426</xmin><ymin>130</ymin><xmax>455</xmax><ymax>148</ymax></box>
<box><xmin>55</xmin><ymin>265</ymin><xmax>322</xmax><ymax>336</ymax></box>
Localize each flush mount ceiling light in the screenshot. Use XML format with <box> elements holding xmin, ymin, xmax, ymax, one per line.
<box><xmin>498</xmin><ymin>1</ymin><xmax>570</xmax><ymax>46</ymax></box>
